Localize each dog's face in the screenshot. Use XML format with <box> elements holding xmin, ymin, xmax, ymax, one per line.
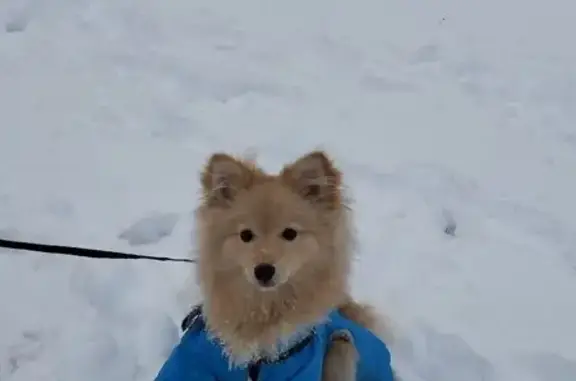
<box><xmin>196</xmin><ymin>151</ymin><xmax>350</xmax><ymax>297</ymax></box>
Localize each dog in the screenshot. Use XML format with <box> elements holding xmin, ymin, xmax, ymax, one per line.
<box><xmin>155</xmin><ymin>150</ymin><xmax>395</xmax><ymax>381</ymax></box>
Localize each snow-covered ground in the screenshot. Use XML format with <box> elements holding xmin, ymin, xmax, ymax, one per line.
<box><xmin>1</xmin><ymin>0</ymin><xmax>576</xmax><ymax>380</ymax></box>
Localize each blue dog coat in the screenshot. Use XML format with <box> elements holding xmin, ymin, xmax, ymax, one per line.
<box><xmin>155</xmin><ymin>307</ymin><xmax>395</xmax><ymax>381</ymax></box>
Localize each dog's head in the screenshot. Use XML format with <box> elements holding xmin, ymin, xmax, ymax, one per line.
<box><xmin>195</xmin><ymin>150</ymin><xmax>353</xmax><ymax>312</ymax></box>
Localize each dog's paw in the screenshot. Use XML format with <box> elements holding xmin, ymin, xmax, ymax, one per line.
<box><xmin>330</xmin><ymin>329</ymin><xmax>354</xmax><ymax>344</ymax></box>
<box><xmin>322</xmin><ymin>330</ymin><xmax>358</xmax><ymax>381</ymax></box>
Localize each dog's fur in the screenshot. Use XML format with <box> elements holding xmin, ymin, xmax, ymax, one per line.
<box><xmin>194</xmin><ymin>150</ymin><xmax>390</xmax><ymax>380</ymax></box>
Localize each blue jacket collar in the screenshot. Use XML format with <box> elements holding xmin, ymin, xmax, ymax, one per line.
<box><xmin>181</xmin><ymin>304</ymin><xmax>330</xmax><ymax>366</ymax></box>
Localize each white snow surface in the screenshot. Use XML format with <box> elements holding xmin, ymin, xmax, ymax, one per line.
<box><xmin>1</xmin><ymin>0</ymin><xmax>576</xmax><ymax>380</ymax></box>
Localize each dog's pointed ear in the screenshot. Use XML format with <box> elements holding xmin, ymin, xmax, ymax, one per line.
<box><xmin>281</xmin><ymin>151</ymin><xmax>342</xmax><ymax>209</ymax></box>
<box><xmin>201</xmin><ymin>153</ymin><xmax>251</xmax><ymax>206</ymax></box>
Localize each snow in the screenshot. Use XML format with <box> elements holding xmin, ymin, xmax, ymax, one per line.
<box><xmin>1</xmin><ymin>0</ymin><xmax>576</xmax><ymax>380</ymax></box>
<box><xmin>118</xmin><ymin>212</ymin><xmax>180</xmax><ymax>247</ymax></box>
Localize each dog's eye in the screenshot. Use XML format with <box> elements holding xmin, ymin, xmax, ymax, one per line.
<box><xmin>281</xmin><ymin>228</ymin><xmax>298</xmax><ymax>241</ymax></box>
<box><xmin>239</xmin><ymin>229</ymin><xmax>254</xmax><ymax>243</ymax></box>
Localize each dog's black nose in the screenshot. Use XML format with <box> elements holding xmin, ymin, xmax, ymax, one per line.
<box><xmin>253</xmin><ymin>263</ymin><xmax>276</xmax><ymax>285</ymax></box>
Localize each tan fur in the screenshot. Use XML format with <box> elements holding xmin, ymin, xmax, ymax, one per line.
<box><xmin>338</xmin><ymin>297</ymin><xmax>395</xmax><ymax>344</ymax></box>
<box><xmin>322</xmin><ymin>337</ymin><xmax>359</xmax><ymax>381</ymax></box>
<box><xmin>194</xmin><ymin>150</ymin><xmax>391</xmax><ymax>377</ymax></box>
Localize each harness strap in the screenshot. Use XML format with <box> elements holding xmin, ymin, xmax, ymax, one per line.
<box><xmin>181</xmin><ymin>304</ymin><xmax>203</xmax><ymax>332</ymax></box>
<box><xmin>248</xmin><ymin>364</ymin><xmax>260</xmax><ymax>381</ymax></box>
<box><xmin>253</xmin><ymin>333</ymin><xmax>314</xmax><ymax>365</ymax></box>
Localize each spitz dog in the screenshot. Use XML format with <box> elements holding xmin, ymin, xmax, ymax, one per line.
<box><xmin>194</xmin><ymin>150</ymin><xmax>392</xmax><ymax>381</ymax></box>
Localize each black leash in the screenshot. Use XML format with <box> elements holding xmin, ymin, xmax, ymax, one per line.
<box><xmin>0</xmin><ymin>238</ymin><xmax>196</xmax><ymax>263</ymax></box>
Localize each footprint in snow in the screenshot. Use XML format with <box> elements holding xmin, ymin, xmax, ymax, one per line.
<box><xmin>0</xmin><ymin>227</ymin><xmax>21</xmax><ymax>241</ymax></box>
<box><xmin>409</xmin><ymin>44</ymin><xmax>441</xmax><ymax>65</ymax></box>
<box><xmin>519</xmin><ymin>352</ymin><xmax>576</xmax><ymax>381</ymax></box>
<box><xmin>5</xmin><ymin>18</ymin><xmax>28</xmax><ymax>33</ymax></box>
<box><xmin>2</xmin><ymin>330</ymin><xmax>44</xmax><ymax>376</ymax></box>
<box><xmin>4</xmin><ymin>6</ymin><xmax>30</xmax><ymax>33</ymax></box>
<box><xmin>118</xmin><ymin>212</ymin><xmax>180</xmax><ymax>246</ymax></box>
<box><xmin>360</xmin><ymin>74</ymin><xmax>417</xmax><ymax>93</ymax></box>
<box><xmin>393</xmin><ymin>324</ymin><xmax>495</xmax><ymax>381</ymax></box>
